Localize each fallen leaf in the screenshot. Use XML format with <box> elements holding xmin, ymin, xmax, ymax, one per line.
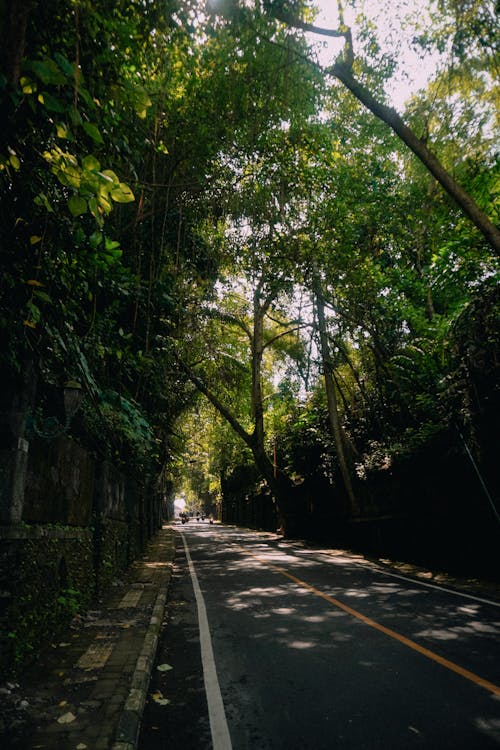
<box><xmin>58</xmin><ymin>700</ymin><xmax>67</xmax><ymax>707</ymax></box>
<box><xmin>151</xmin><ymin>691</ymin><xmax>170</xmax><ymax>706</ymax></box>
<box><xmin>57</xmin><ymin>711</ymin><xmax>76</xmax><ymax>724</ymax></box>
<box><xmin>156</xmin><ymin>663</ymin><xmax>173</xmax><ymax>672</ymax></box>
<box><xmin>76</xmin><ymin>744</ymin><xmax>88</xmax><ymax>749</ymax></box>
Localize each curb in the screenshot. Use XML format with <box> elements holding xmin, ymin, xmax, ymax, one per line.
<box><xmin>111</xmin><ymin>540</ymin><xmax>174</xmax><ymax>750</ymax></box>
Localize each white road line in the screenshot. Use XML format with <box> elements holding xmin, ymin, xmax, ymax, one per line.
<box><xmin>284</xmin><ymin>545</ymin><xmax>500</xmax><ymax>609</ymax></box>
<box><xmin>180</xmin><ymin>531</ymin><xmax>233</xmax><ymax>750</ymax></box>
<box><xmin>212</xmin><ymin>526</ymin><xmax>500</xmax><ymax>609</ymax></box>
<box><xmin>374</xmin><ymin>568</ymin><xmax>500</xmax><ymax>608</ymax></box>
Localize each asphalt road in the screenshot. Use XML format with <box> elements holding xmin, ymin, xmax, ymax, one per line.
<box><xmin>139</xmin><ymin>523</ymin><xmax>500</xmax><ymax>749</ymax></box>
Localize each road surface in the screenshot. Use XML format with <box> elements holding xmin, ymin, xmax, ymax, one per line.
<box><xmin>139</xmin><ymin>523</ymin><xmax>500</xmax><ymax>749</ymax></box>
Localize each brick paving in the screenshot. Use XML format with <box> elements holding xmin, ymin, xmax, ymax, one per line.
<box><xmin>0</xmin><ymin>525</ymin><xmax>175</xmax><ymax>750</ymax></box>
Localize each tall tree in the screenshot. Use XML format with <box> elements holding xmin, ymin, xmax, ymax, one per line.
<box><xmin>222</xmin><ymin>0</ymin><xmax>500</xmax><ymax>253</ymax></box>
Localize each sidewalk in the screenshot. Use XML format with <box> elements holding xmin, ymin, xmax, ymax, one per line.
<box><xmin>1</xmin><ymin>524</ymin><xmax>176</xmax><ymax>750</ymax></box>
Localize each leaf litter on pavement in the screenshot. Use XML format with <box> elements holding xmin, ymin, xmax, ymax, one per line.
<box><xmin>156</xmin><ymin>663</ymin><xmax>173</xmax><ymax>672</ymax></box>
<box><xmin>151</xmin><ymin>690</ymin><xmax>170</xmax><ymax>706</ymax></box>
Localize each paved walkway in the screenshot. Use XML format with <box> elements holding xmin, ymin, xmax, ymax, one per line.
<box><xmin>1</xmin><ymin>525</ymin><xmax>175</xmax><ymax>750</ymax></box>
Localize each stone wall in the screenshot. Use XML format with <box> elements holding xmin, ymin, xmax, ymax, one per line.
<box><xmin>0</xmin><ymin>525</ymin><xmax>94</xmax><ymax>669</ymax></box>
<box><xmin>0</xmin><ymin>434</ymin><xmax>163</xmax><ymax>675</ymax></box>
<box><xmin>23</xmin><ymin>437</ymin><xmax>96</xmax><ymax>525</ymax></box>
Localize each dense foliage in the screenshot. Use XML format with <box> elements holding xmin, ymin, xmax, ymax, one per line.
<box><xmin>1</xmin><ymin>1</ymin><xmax>498</xmax><ymax>545</ymax></box>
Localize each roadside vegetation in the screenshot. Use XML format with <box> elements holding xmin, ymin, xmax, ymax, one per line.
<box><xmin>1</xmin><ymin>0</ymin><xmax>498</xmax><ymax>552</ymax></box>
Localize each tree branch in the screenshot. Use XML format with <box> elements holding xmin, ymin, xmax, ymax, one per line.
<box><xmin>202</xmin><ymin>307</ymin><xmax>253</xmax><ymax>341</ymax></box>
<box><xmin>272</xmin><ymin>9</ymin><xmax>348</xmax><ymax>40</ymax></box>
<box><xmin>266</xmin><ymin>8</ymin><xmax>500</xmax><ymax>254</ymax></box>
<box><xmin>176</xmin><ymin>356</ymin><xmax>254</xmax><ymax>448</ymax></box>
<box><xmin>326</xmin><ymin>61</ymin><xmax>500</xmax><ymax>254</ymax></box>
<box><xmin>263</xmin><ymin>323</ymin><xmax>309</xmax><ymax>351</ymax></box>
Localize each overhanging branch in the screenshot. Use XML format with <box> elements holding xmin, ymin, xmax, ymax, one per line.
<box><xmin>176</xmin><ymin>356</ymin><xmax>254</xmax><ymax>448</ymax></box>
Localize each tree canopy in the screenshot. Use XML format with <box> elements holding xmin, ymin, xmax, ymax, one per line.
<box><xmin>1</xmin><ymin>0</ymin><xmax>498</xmax><ymax>537</ymax></box>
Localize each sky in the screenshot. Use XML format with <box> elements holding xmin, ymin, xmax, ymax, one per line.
<box><xmin>307</xmin><ymin>0</ymin><xmax>441</xmax><ymax>109</ymax></box>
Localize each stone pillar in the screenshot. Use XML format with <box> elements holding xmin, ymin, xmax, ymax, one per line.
<box><xmin>0</xmin><ymin>364</ymin><xmax>37</xmax><ymax>524</ymax></box>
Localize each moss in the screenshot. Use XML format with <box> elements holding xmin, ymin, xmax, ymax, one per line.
<box><xmin>0</xmin><ymin>525</ymin><xmax>94</xmax><ymax>674</ymax></box>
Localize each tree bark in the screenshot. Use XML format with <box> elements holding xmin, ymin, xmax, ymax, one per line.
<box><xmin>314</xmin><ymin>282</ymin><xmax>360</xmax><ymax>516</ymax></box>
<box><xmin>251</xmin><ymin>284</ymin><xmax>267</xmax><ymax>456</ymax></box>
<box><xmin>177</xmin><ymin>317</ymin><xmax>297</xmax><ymax>533</ymax></box>
<box><xmin>2</xmin><ymin>0</ymin><xmax>35</xmax><ymax>86</ymax></box>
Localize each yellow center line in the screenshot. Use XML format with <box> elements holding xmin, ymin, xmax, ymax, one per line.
<box><xmin>243</xmin><ymin>547</ymin><xmax>500</xmax><ymax>697</ymax></box>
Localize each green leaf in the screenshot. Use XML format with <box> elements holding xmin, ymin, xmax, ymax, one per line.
<box><xmin>26</xmin><ymin>59</ymin><xmax>66</xmax><ymax>85</ymax></box>
<box><xmin>68</xmin><ymin>195</ymin><xmax>87</xmax><ymax>216</ymax></box>
<box><xmin>100</xmin><ymin>169</ymin><xmax>119</xmax><ymax>183</ymax></box>
<box><xmin>82</xmin><ymin>155</ymin><xmax>101</xmax><ymax>172</ymax></box>
<box><xmin>26</xmin><ymin>300</ymin><xmax>41</xmax><ymax>322</ymax></box>
<box><xmin>127</xmin><ymin>83</ymin><xmax>152</xmax><ymax>119</ymax></box>
<box><xmin>34</xmin><ymin>192</ymin><xmax>54</xmax><ymax>213</ymax></box>
<box><xmin>20</xmin><ymin>76</ymin><xmax>36</xmax><ymax>94</ymax></box>
<box><xmin>9</xmin><ymin>154</ymin><xmax>20</xmax><ymax>170</ymax></box>
<box><xmin>105</xmin><ymin>237</ymin><xmax>121</xmax><ymax>252</ymax></box>
<box><xmin>89</xmin><ymin>231</ymin><xmax>103</xmax><ymax>249</ymax></box>
<box><xmin>83</xmin><ymin>122</ymin><xmax>104</xmax><ymax>144</ymax></box>
<box><xmin>109</xmin><ymin>182</ymin><xmax>135</xmax><ymax>203</ymax></box>
<box><xmin>38</xmin><ymin>91</ymin><xmax>66</xmax><ymax>113</ymax></box>
<box><xmin>70</xmin><ymin>109</ymin><xmax>83</xmax><ymax>127</ymax></box>
<box><xmin>33</xmin><ymin>290</ymin><xmax>52</xmax><ymax>303</ymax></box>
<box><xmin>88</xmin><ymin>196</ymin><xmax>103</xmax><ymax>225</ymax></box>
<box><xmin>56</xmin><ymin>122</ymin><xmax>70</xmax><ymax>139</ymax></box>
<box><xmin>98</xmin><ymin>192</ymin><xmax>113</xmax><ymax>214</ymax></box>
<box><xmin>54</xmin><ymin>52</ymin><xmax>75</xmax><ymax>77</ymax></box>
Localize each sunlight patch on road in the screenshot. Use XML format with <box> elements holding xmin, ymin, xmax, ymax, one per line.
<box><xmin>475</xmin><ymin>717</ymin><xmax>500</xmax><ymax>743</ymax></box>
<box><xmin>342</xmin><ymin>589</ymin><xmax>370</xmax><ymax>599</ymax></box>
<box><xmin>118</xmin><ymin>589</ymin><xmax>143</xmax><ymax>608</ymax></box>
<box><xmin>415</xmin><ymin>619</ymin><xmax>500</xmax><ymax>641</ymax></box>
<box><xmin>289</xmin><ymin>640</ymin><xmax>316</xmax><ymax>650</ymax></box>
<box><xmin>240</xmin><ymin>544</ymin><xmax>500</xmax><ymax>698</ymax></box>
<box><xmin>225</xmin><ymin>585</ymin><xmax>293</xmax><ymax>611</ymax></box>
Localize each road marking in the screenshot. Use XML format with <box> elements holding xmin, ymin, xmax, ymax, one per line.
<box><xmin>304</xmin><ymin>547</ymin><xmax>500</xmax><ymax>608</ymax></box>
<box><xmin>180</xmin><ymin>531</ymin><xmax>233</xmax><ymax>750</ymax></box>
<box><xmin>373</xmin><ymin>568</ymin><xmax>500</xmax><ymax>608</ymax></box>
<box><xmin>242</xmin><ymin>547</ymin><xmax>500</xmax><ymax>697</ymax></box>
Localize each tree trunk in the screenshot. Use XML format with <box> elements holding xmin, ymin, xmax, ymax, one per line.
<box><xmin>178</xmin><ymin>297</ymin><xmax>299</xmax><ymax>535</ymax></box>
<box><xmin>314</xmin><ymin>283</ymin><xmax>360</xmax><ymax>516</ymax></box>
<box><xmin>251</xmin><ymin>286</ymin><xmax>266</xmax><ymax>455</ymax></box>
<box><xmin>2</xmin><ymin>0</ymin><xmax>35</xmax><ymax>86</ymax></box>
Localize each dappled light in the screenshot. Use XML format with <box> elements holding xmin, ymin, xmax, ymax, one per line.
<box><xmin>1</xmin><ymin>11</ymin><xmax>499</xmax><ymax>750</ymax></box>
<box><xmin>179</xmin><ymin>524</ymin><xmax>500</xmax><ymax>677</ymax></box>
<box><xmin>170</xmin><ymin>524</ymin><xmax>500</xmax><ymax>750</ymax></box>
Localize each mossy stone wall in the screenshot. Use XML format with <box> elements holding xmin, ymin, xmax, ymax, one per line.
<box><xmin>0</xmin><ymin>525</ymin><xmax>94</xmax><ymax>669</ymax></box>
<box><xmin>0</xmin><ymin>437</ymin><xmax>162</xmax><ymax>675</ymax></box>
